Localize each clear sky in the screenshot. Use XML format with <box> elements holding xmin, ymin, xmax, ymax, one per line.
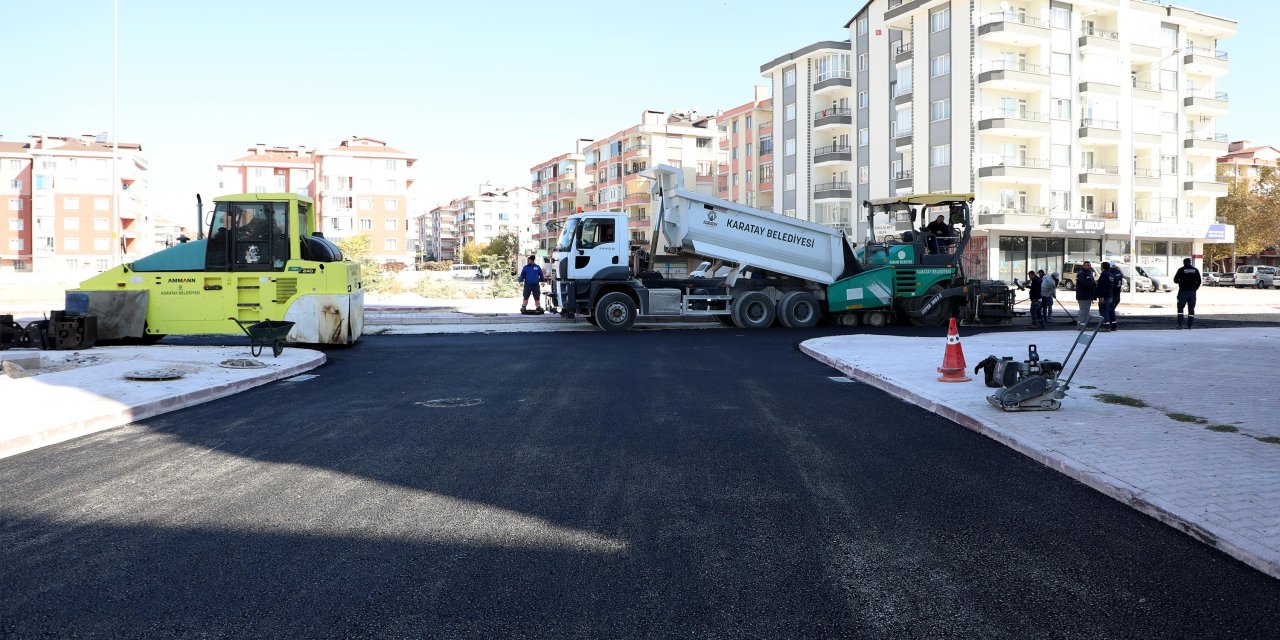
<box><xmin>3</xmin><ymin>0</ymin><xmax>1275</xmax><ymax>224</ymax></box>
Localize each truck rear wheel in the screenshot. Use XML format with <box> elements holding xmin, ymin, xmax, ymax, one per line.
<box><xmin>731</xmin><ymin>291</ymin><xmax>775</xmax><ymax>329</ymax></box>
<box><xmin>593</xmin><ymin>292</ymin><xmax>636</xmax><ymax>331</ymax></box>
<box><xmin>778</xmin><ymin>291</ymin><xmax>820</xmax><ymax>329</ymax></box>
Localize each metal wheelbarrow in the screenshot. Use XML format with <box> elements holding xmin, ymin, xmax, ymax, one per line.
<box><xmin>228</xmin><ymin>317</ymin><xmax>295</xmax><ymax>358</ymax></box>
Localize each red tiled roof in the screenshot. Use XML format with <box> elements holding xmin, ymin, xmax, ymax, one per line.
<box><xmin>49</xmin><ymin>139</ymin><xmax>142</xmax><ymax>153</ymax></box>
<box><xmin>0</xmin><ymin>141</ymin><xmax>31</xmax><ymax>153</ymax></box>
<box><xmin>229</xmin><ymin>150</ymin><xmax>314</xmax><ymax>165</ymax></box>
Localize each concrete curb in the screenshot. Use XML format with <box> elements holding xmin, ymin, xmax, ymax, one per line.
<box><xmin>0</xmin><ymin>351</ymin><xmax>326</xmax><ymax>460</ymax></box>
<box><xmin>800</xmin><ymin>341</ymin><xmax>1280</xmax><ymax>580</ymax></box>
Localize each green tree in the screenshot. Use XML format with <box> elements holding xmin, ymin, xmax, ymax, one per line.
<box><xmin>461</xmin><ymin>241</ymin><xmax>484</xmax><ymax>266</ymax></box>
<box><xmin>336</xmin><ymin>234</ymin><xmax>390</xmax><ymax>293</ymax></box>
<box><xmin>1210</xmin><ymin>166</ymin><xmax>1280</xmax><ymax>270</ymax></box>
<box><xmin>482</xmin><ymin>230</ymin><xmax>522</xmax><ymax>266</ymax></box>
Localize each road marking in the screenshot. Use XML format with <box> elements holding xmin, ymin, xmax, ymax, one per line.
<box><xmin>828</xmin><ymin>376</ymin><xmax>854</xmax><ymax>383</ymax></box>
<box><xmin>281</xmin><ymin>374</ymin><xmax>318</xmax><ymax>383</ymax></box>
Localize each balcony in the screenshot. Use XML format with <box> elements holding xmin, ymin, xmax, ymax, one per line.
<box><xmin>1134</xmin><ymin>209</ymin><xmax>1165</xmax><ymax>223</ymax></box>
<box><xmin>1134</xmin><ymin>167</ymin><xmax>1162</xmax><ymax>191</ymax></box>
<box><xmin>894</xmin><ymin>170</ymin><xmax>913</xmax><ymax>191</ymax></box>
<box><xmin>813</xmin><ymin>144</ymin><xmax>852</xmax><ymax>165</ymax></box>
<box><xmin>1185</xmin><ymin>131</ymin><xmax>1229</xmax><ymax>156</ymax></box>
<box><xmin>1133</xmin><ymin>129</ymin><xmax>1162</xmax><ymax>148</ymax></box>
<box><xmin>1130</xmin><ymin>42</ymin><xmax>1162</xmax><ymax>62</ymax></box>
<box><xmin>814</xmin><ymin>70</ymin><xmax>852</xmax><ymax>93</ymax></box>
<box><xmin>1184</xmin><ymin>180</ymin><xmax>1228</xmax><ymax>197</ymax></box>
<box><xmin>813</xmin><ymin>181</ymin><xmax>853</xmax><ymax>200</ymax></box>
<box><xmin>759</xmin><ymin>143</ymin><xmax>774</xmax><ymax>157</ymax></box>
<box><xmin>976</xmin><ymin>204</ymin><xmax>1051</xmax><ymax>227</ymax></box>
<box><xmin>976</xmin><ymin>60</ymin><xmax>1049</xmax><ymax>91</ymax></box>
<box><xmin>893</xmin><ymin>84</ymin><xmax>913</xmax><ymax>109</ymax></box>
<box><xmin>1184</xmin><ymin>46</ymin><xmax>1229</xmax><ymax>76</ymax></box>
<box><xmin>975</xmin><ymin>108</ymin><xmax>1049</xmax><ymax>137</ymax></box>
<box><xmin>1078</xmin><ymin>26</ymin><xmax>1120</xmax><ymax>52</ymax></box>
<box><xmin>1076</xmin><ymin>209</ymin><xmax>1118</xmax><ymax>220</ymax></box>
<box><xmin>1078</xmin><ymin>81</ymin><xmax>1120</xmax><ymax>97</ymax></box>
<box><xmin>813</xmin><ymin>107</ymin><xmax>853</xmax><ymax>129</ymax></box>
<box><xmin>894</xmin><ymin>130</ymin><xmax>913</xmax><ymax>152</ymax></box>
<box><xmin>894</xmin><ymin>41</ymin><xmax>913</xmax><ymax>67</ymax></box>
<box><xmin>1185</xmin><ymin>89</ymin><xmax>1228</xmax><ymax>116</ymax></box>
<box><xmin>1079</xmin><ymin>165</ymin><xmax>1121</xmax><ymax>187</ymax></box>
<box><xmin>624</xmin><ymin>191</ymin><xmax>652</xmax><ymax>205</ymax></box>
<box><xmin>977</xmin><ymin>156</ymin><xmax>1050</xmax><ymax>183</ymax></box>
<box><xmin>1078</xmin><ymin>118</ymin><xmax>1121</xmax><ymax>143</ymax></box>
<box><xmin>976</xmin><ymin>12</ymin><xmax>1050</xmax><ymax>46</ymax></box>
<box><xmin>1131</xmin><ymin>79</ymin><xmax>1161</xmax><ymax>103</ymax></box>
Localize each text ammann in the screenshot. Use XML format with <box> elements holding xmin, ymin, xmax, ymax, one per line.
<box><xmin>725</xmin><ymin>218</ymin><xmax>816</xmax><ymax>248</ymax></box>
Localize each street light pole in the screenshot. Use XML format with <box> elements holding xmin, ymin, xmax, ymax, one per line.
<box><xmin>1128</xmin><ymin>48</ymin><xmax>1180</xmax><ymax>283</ymax></box>
<box><xmin>112</xmin><ymin>0</ymin><xmax>121</xmax><ymax>266</ymax></box>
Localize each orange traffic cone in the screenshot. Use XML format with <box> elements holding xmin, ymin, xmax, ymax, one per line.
<box><xmin>937</xmin><ymin>318</ymin><xmax>971</xmax><ymax>383</ymax></box>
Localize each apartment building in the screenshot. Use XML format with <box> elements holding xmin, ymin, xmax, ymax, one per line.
<box><xmin>0</xmin><ymin>134</ymin><xmax>151</xmax><ymax>273</ymax></box>
<box><xmin>530</xmin><ymin>140</ymin><xmax>591</xmax><ymax>253</ymax></box>
<box><xmin>763</xmin><ymin>0</ymin><xmax>1236</xmax><ymax>281</ymax></box>
<box><xmin>452</xmin><ymin>185</ymin><xmax>538</xmax><ymax>257</ymax></box>
<box><xmin>580</xmin><ymin>110</ymin><xmax>721</xmax><ymax>271</ymax></box>
<box><xmin>419</xmin><ymin>203</ymin><xmax>458</xmax><ymax>262</ymax></box>
<box><xmin>716</xmin><ymin>85</ymin><xmax>775</xmax><ymax>211</ymax></box>
<box><xmin>1218</xmin><ymin>140</ymin><xmax>1280</xmax><ymax>268</ymax></box>
<box><xmin>218</xmin><ymin>137</ymin><xmax>418</xmax><ymax>266</ymax></box>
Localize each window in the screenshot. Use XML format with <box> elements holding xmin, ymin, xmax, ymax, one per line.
<box><xmin>8</xmin><ymin>198</ymin><xmax>21</xmax><ymax>211</ymax></box>
<box><xmin>858</xmin><ymin>128</ymin><xmax>869</xmax><ymax>146</ymax></box>
<box><xmin>253</xmin><ymin>168</ymin><xmax>265</xmax><ymax>178</ymax></box>
<box><xmin>94</xmin><ymin>198</ymin><xmax>109</xmax><ymax>211</ymax></box>
<box><xmin>1162</xmin><ymin>155</ymin><xmax>1177</xmax><ymax>174</ymax></box>
<box><xmin>783</xmin><ymin>68</ymin><xmax>796</xmax><ymax>87</ymax></box>
<box><xmin>785</xmin><ymin>138</ymin><xmax>796</xmax><ymax>156</ymax></box>
<box><xmin>784</xmin><ymin>173</ymin><xmax>796</xmax><ymax>190</ymax></box>
<box><xmin>857</xmin><ymin>17</ymin><xmax>868</xmax><ymax>36</ymax></box>
<box><xmin>8</xmin><ymin>238</ymin><xmax>22</xmax><ymax>250</ymax></box>
<box><xmin>8</xmin><ymin>179</ymin><xmax>22</xmax><ymax>190</ymax></box>
<box><xmin>64</xmin><ymin>237</ymin><xmax>79</xmax><ymax>250</ymax></box>
<box><xmin>385</xmin><ymin>238</ymin><xmax>397</xmax><ymax>250</ymax></box>
<box><xmin>732</xmin><ymin>148</ymin><xmax>739</xmax><ymax>160</ymax></box>
<box><xmin>1052</xmin><ymin>99</ymin><xmax>1071</xmax><ymax>120</ymax></box>
<box><xmin>929</xmin><ymin>7</ymin><xmax>950</xmax><ymax>32</ymax></box>
<box><xmin>63</xmin><ymin>217</ymin><xmax>79</xmax><ymax>230</ymax></box>
<box><xmin>94</xmin><ymin>238</ymin><xmax>108</xmax><ymax>251</ymax></box>
<box><xmin>746</xmin><ymin>116</ymin><xmax>752</xmax><ymax>129</ymax></box>
<box><xmin>1051</xmin><ymin>53</ymin><xmax>1071</xmax><ymax>74</ymax></box>
<box><xmin>385</xmin><ymin>198</ymin><xmax>398</xmax><ymax>210</ymax></box>
<box><xmin>930</xmin><ymin>99</ymin><xmax>951</xmax><ymax>122</ymax></box>
<box><xmin>1050</xmin><ymin>6</ymin><xmax>1070</xmax><ymax>29</ymax></box>
<box><xmin>385</xmin><ymin>218</ymin><xmax>396</xmax><ymax>230</ymax></box>
<box><xmin>8</xmin><ymin>218</ymin><xmax>22</xmax><ymax>230</ymax></box>
<box><xmin>64</xmin><ymin>196</ymin><xmax>80</xmax><ymax>210</ymax></box>
<box><xmin>1162</xmin><ymin>26</ymin><xmax>1178</xmax><ymax>48</ymax></box>
<box><xmin>930</xmin><ymin>144</ymin><xmax>951</xmax><ymax>167</ymax></box>
<box><xmin>732</xmin><ymin>121</ymin><xmax>739</xmax><ymax>133</ymax></box>
<box><xmin>746</xmin><ymin>169</ymin><xmax>752</xmax><ymax>183</ymax></box>
<box><xmin>35</xmin><ymin>176</ymin><xmax>52</xmax><ymax>190</ymax></box>
<box><xmin>858</xmin><ymin>90</ymin><xmax>868</xmax><ymax>108</ymax></box>
<box><xmin>95</xmin><ymin>259</ymin><xmax>108</xmax><ymax>271</ymax></box>
<box><xmin>94</xmin><ymin>217</ymin><xmax>109</xmax><ymax>230</ymax></box>
<box><xmin>785</xmin><ymin>104</ymin><xmax>796</xmax><ymax>121</ymax></box>
<box><xmin>1160</xmin><ymin>112</ymin><xmax>1178</xmax><ymax>131</ymax></box>
<box><xmin>1052</xmin><ymin>191</ymin><xmax>1071</xmax><ymax>214</ymax></box>
<box><xmin>1160</xmin><ymin>70</ymin><xmax>1177</xmax><ymax>91</ymax></box>
<box><xmin>8</xmin><ymin>159</ymin><xmax>20</xmax><ymax>170</ymax></box>
<box><xmin>746</xmin><ymin>143</ymin><xmax>753</xmax><ymax>157</ymax></box>
<box><xmin>929</xmin><ymin>54</ymin><xmax>951</xmax><ymax>77</ymax></box>
<box><xmin>385</xmin><ymin>179</ymin><xmax>396</xmax><ymax>191</ymax></box>
<box><xmin>359</xmin><ymin>197</ymin><xmax>373</xmax><ymax>210</ymax></box>
<box><xmin>732</xmin><ymin>175</ymin><xmax>739</xmax><ymax>187</ymax></box>
<box><xmin>253</xmin><ymin>186</ymin><xmax>267</xmax><ymax>194</ymax></box>
<box><xmin>858</xmin><ymin>53</ymin><xmax>868</xmax><ymax>71</ymax></box>
<box><xmin>859</xmin><ymin>166</ymin><xmax>869</xmax><ymax>184</ymax></box>
<box><xmin>1051</xmin><ymin>144</ymin><xmax>1070</xmax><ymax>166</ymax></box>
<box><xmin>359</xmin><ymin>218</ymin><xmax>372</xmax><ymax>230</ymax></box>
<box><xmin>386</xmin><ymin>160</ymin><xmax>397</xmax><ymax>170</ymax></box>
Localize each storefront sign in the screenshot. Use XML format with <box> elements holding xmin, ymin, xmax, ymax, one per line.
<box><xmin>1049</xmin><ymin>219</ymin><xmax>1105</xmax><ymax>235</ymax></box>
<box><xmin>1133</xmin><ymin>222</ymin><xmax>1236</xmax><ymax>243</ymax></box>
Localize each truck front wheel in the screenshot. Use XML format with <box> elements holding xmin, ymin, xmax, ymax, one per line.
<box><xmin>731</xmin><ymin>292</ymin><xmax>775</xmax><ymax>329</ymax></box>
<box><xmin>778</xmin><ymin>291</ymin><xmax>820</xmax><ymax>329</ymax></box>
<box><xmin>593</xmin><ymin>292</ymin><xmax>637</xmax><ymax>331</ymax></box>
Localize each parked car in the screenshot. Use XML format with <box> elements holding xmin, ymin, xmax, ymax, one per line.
<box><xmin>1233</xmin><ymin>265</ymin><xmax>1277</xmax><ymax>289</ymax></box>
<box><xmin>1216</xmin><ymin>272</ymin><xmax>1235</xmax><ymax>287</ymax></box>
<box><xmin>1202</xmin><ymin>272</ymin><xmax>1219</xmax><ymax>286</ymax></box>
<box><xmin>1060</xmin><ymin>262</ymin><xmax>1084</xmax><ymax>290</ymax></box>
<box><xmin>1134</xmin><ymin>265</ymin><xmax>1173</xmax><ymax>292</ymax></box>
<box><xmin>1115</xmin><ymin>264</ymin><xmax>1153</xmax><ymax>293</ymax></box>
<box><xmin>690</xmin><ymin>261</ymin><xmax>732</xmax><ymax>279</ymax></box>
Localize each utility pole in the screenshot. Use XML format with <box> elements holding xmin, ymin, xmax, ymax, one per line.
<box><xmin>112</xmin><ymin>0</ymin><xmax>121</xmax><ymax>266</ymax></box>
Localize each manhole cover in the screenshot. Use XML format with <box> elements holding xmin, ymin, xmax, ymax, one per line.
<box><xmin>125</xmin><ymin>368</ymin><xmax>186</xmax><ymax>381</ymax></box>
<box><xmin>220</xmin><ymin>358</ymin><xmax>267</xmax><ymax>369</ymax></box>
<box><xmin>416</xmin><ymin>398</ymin><xmax>482</xmax><ymax>408</ymax></box>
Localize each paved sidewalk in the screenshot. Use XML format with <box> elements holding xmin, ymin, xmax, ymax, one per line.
<box><xmin>0</xmin><ymin>346</ymin><xmax>325</xmax><ymax>459</ymax></box>
<box><xmin>802</xmin><ymin>327</ymin><xmax>1280</xmax><ymax>579</ymax></box>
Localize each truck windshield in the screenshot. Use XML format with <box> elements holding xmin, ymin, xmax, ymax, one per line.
<box><xmin>555</xmin><ymin>218</ymin><xmax>579</xmax><ymax>252</ymax></box>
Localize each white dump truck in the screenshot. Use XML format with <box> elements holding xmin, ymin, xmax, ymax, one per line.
<box><xmin>550</xmin><ymin>165</ymin><xmax>1009</xmax><ymax>331</ymax></box>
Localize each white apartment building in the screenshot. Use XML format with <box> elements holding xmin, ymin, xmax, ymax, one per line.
<box><xmin>531</xmin><ymin>140</ymin><xmax>592</xmax><ymax>254</ymax></box>
<box><xmin>454</xmin><ymin>185</ymin><xmax>538</xmax><ymax>257</ymax></box>
<box><xmin>419</xmin><ymin>203</ymin><xmax>458</xmax><ymax>262</ymax></box>
<box><xmin>763</xmin><ymin>0</ymin><xmax>1236</xmax><ymax>281</ymax></box>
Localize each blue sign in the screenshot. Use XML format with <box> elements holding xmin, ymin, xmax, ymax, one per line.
<box><xmin>1205</xmin><ymin>224</ymin><xmax>1227</xmax><ymax>240</ymax></box>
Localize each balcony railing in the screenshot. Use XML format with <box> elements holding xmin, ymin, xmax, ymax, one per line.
<box><xmin>816</xmin><ymin>69</ymin><xmax>851</xmax><ymax>83</ymax></box>
<box><xmin>1080</xmin><ymin>117</ymin><xmax>1120</xmax><ymax>129</ymax></box>
<box><xmin>895</xmin><ymin>41</ymin><xmax>914</xmax><ymax>56</ymax></box>
<box><xmin>1132</xmin><ymin>79</ymin><xmax>1158</xmax><ymax>91</ymax></box>
<box><xmin>1186</xmin><ymin>89</ymin><xmax>1228</xmax><ymax>101</ymax></box>
<box><xmin>759</xmin><ymin>144</ymin><xmax>774</xmax><ymax>156</ymax></box>
<box><xmin>1076</xmin><ymin>210</ymin><xmax>1118</xmax><ymax>219</ymax></box>
<box><xmin>814</xmin><ymin>107</ymin><xmax>853</xmax><ymax>120</ymax></box>
<box><xmin>977</xmin><ymin>108</ymin><xmax>1049</xmax><ymax>122</ymax></box>
<box><xmin>813</xmin><ymin>144</ymin><xmax>852</xmax><ymax>157</ymax></box>
<box><xmin>1135</xmin><ymin>210</ymin><xmax>1163</xmax><ymax>221</ymax></box>
<box><xmin>895</xmin><ymin>129</ymin><xmax>914</xmax><ymax>139</ymax></box>
<box><xmin>1187</xmin><ymin>131</ymin><xmax>1229</xmax><ymax>142</ymax></box>
<box><xmin>1081</xmin><ymin>164</ymin><xmax>1121</xmax><ymax>175</ymax></box>
<box><xmin>1081</xmin><ymin>25</ymin><xmax>1119</xmax><ymax>40</ymax></box>
<box><xmin>978</xmin><ymin>11</ymin><xmax>1047</xmax><ymax>28</ymax></box>
<box><xmin>894</xmin><ymin>170</ymin><xmax>914</xmax><ymax>181</ymax></box>
<box><xmin>978</xmin><ymin>60</ymin><xmax>1047</xmax><ymax>74</ymax></box>
<box><xmin>977</xmin><ymin>156</ymin><xmax>1050</xmax><ymax>169</ymax></box>
<box><xmin>813</xmin><ymin>181</ymin><xmax>852</xmax><ymax>193</ymax></box>
<box><xmin>893</xmin><ymin>84</ymin><xmax>913</xmax><ymax>97</ymax></box>
<box><xmin>1185</xmin><ymin>46</ymin><xmax>1228</xmax><ymax>60</ymax></box>
<box><xmin>978</xmin><ymin>203</ymin><xmax>1050</xmax><ymax>216</ymax></box>
<box><xmin>1134</xmin><ymin>168</ymin><xmax>1161</xmax><ymax>178</ymax></box>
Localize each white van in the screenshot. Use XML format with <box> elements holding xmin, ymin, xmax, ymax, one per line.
<box><xmin>450</xmin><ymin>264</ymin><xmax>480</xmax><ymax>280</ymax></box>
<box><xmin>1234</xmin><ymin>265</ymin><xmax>1277</xmax><ymax>289</ymax></box>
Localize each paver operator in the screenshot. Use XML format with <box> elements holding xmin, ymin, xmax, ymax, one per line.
<box><xmin>518</xmin><ymin>255</ymin><xmax>545</xmax><ymax>313</ymax></box>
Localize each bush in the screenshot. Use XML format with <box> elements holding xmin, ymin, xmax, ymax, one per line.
<box><xmin>383</xmin><ymin>261</ymin><xmax>407</xmax><ymax>273</ymax></box>
<box><xmin>419</xmin><ymin>260</ymin><xmax>453</xmax><ymax>271</ymax></box>
<box><xmin>486</xmin><ymin>274</ymin><xmax>521</xmax><ymax>298</ymax></box>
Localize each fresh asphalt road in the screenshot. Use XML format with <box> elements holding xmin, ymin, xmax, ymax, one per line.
<box><xmin>2</xmin><ymin>329</ymin><xmax>1279</xmax><ymax>639</ymax></box>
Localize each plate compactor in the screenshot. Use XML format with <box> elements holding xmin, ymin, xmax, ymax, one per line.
<box><xmin>975</xmin><ymin>317</ymin><xmax>1103</xmax><ymax>411</ymax></box>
